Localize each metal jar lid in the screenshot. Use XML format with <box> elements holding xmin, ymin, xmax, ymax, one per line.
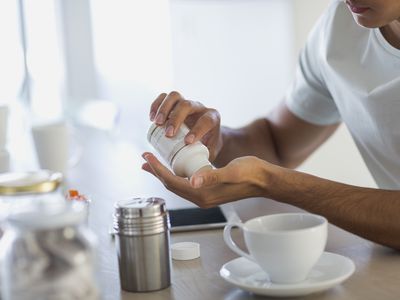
<box><xmin>113</xmin><ymin>197</ymin><xmax>170</xmax><ymax>236</ymax></box>
<box><xmin>0</xmin><ymin>170</ymin><xmax>63</xmax><ymax>196</ymax></box>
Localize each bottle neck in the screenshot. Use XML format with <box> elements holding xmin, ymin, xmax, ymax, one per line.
<box><xmin>183</xmin><ymin>154</ymin><xmax>213</xmax><ymax>178</ymax></box>
<box><xmin>172</xmin><ymin>144</ymin><xmax>212</xmax><ymax>177</ymax></box>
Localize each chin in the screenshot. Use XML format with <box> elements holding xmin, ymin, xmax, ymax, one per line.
<box><xmin>352</xmin><ymin>15</ymin><xmax>381</xmax><ymax>28</ymax></box>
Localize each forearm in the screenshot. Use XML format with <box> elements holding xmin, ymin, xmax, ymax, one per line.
<box><xmin>214</xmin><ymin>119</ymin><xmax>281</xmax><ymax>167</ymax></box>
<box><xmin>213</xmin><ymin>102</ymin><xmax>339</xmax><ymax>169</ymax></box>
<box><xmin>263</xmin><ymin>165</ymin><xmax>400</xmax><ymax>249</ymax></box>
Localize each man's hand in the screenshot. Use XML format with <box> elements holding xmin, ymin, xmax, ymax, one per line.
<box><xmin>141</xmin><ymin>151</ymin><xmax>400</xmax><ymax>249</ymax></box>
<box><xmin>141</xmin><ymin>152</ymin><xmax>271</xmax><ymax>208</ymax></box>
<box><xmin>149</xmin><ymin>91</ymin><xmax>223</xmax><ymax>161</ymax></box>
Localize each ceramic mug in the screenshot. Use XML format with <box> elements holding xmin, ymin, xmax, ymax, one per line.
<box><xmin>224</xmin><ymin>213</ymin><xmax>327</xmax><ymax>284</ymax></box>
<box><xmin>31</xmin><ymin>121</ymin><xmax>81</xmax><ymax>174</ymax></box>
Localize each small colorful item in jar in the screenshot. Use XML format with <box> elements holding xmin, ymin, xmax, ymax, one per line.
<box><xmin>66</xmin><ymin>189</ymin><xmax>91</xmax><ymax>223</ymax></box>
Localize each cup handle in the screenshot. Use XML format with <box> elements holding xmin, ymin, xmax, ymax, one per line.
<box><xmin>223</xmin><ymin>222</ymin><xmax>254</xmax><ymax>262</ymax></box>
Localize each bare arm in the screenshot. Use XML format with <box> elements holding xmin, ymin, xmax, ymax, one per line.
<box><xmin>148</xmin><ymin>92</ymin><xmax>338</xmax><ymax>167</ymax></box>
<box><xmin>143</xmin><ymin>153</ymin><xmax>400</xmax><ymax>250</ymax></box>
<box><xmin>263</xmin><ymin>165</ymin><xmax>400</xmax><ymax>249</ymax></box>
<box><xmin>211</xmin><ymin>103</ymin><xmax>400</xmax><ymax>248</ymax></box>
<box><xmin>144</xmin><ymin>91</ymin><xmax>400</xmax><ymax>249</ymax></box>
<box><xmin>214</xmin><ymin>101</ymin><xmax>340</xmax><ymax>168</ymax></box>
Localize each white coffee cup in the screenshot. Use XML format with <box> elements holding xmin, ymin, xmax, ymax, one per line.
<box><xmin>224</xmin><ymin>213</ymin><xmax>327</xmax><ymax>284</ymax></box>
<box><xmin>31</xmin><ymin>121</ymin><xmax>81</xmax><ymax>174</ymax></box>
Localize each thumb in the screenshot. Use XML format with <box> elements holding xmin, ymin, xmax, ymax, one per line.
<box><xmin>190</xmin><ymin>167</ymin><xmax>224</xmax><ymax>188</ymax></box>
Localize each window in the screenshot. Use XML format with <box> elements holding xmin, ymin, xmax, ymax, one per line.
<box><xmin>0</xmin><ymin>1</ymin><xmax>25</xmax><ymax>105</ymax></box>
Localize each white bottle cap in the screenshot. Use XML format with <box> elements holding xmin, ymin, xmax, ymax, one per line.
<box><xmin>171</xmin><ymin>242</ymin><xmax>200</xmax><ymax>260</ymax></box>
<box><xmin>171</xmin><ymin>143</ymin><xmax>212</xmax><ymax>178</ymax></box>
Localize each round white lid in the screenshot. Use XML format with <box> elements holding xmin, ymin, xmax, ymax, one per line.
<box><xmin>171</xmin><ymin>242</ymin><xmax>200</xmax><ymax>260</ymax></box>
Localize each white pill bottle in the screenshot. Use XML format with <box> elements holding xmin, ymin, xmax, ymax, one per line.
<box><xmin>147</xmin><ymin>123</ymin><xmax>213</xmax><ymax>178</ymax></box>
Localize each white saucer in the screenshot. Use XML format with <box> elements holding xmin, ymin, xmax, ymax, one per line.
<box><xmin>220</xmin><ymin>252</ymin><xmax>355</xmax><ymax>297</ymax></box>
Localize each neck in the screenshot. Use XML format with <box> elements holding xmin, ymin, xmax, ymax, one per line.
<box><xmin>381</xmin><ymin>19</ymin><xmax>400</xmax><ymax>49</ymax></box>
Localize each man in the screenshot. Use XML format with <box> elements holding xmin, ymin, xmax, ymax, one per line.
<box><xmin>142</xmin><ymin>0</ymin><xmax>400</xmax><ymax>249</ymax></box>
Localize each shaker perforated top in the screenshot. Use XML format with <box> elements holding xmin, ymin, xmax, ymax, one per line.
<box><xmin>114</xmin><ymin>197</ymin><xmax>167</xmax><ymax>218</ymax></box>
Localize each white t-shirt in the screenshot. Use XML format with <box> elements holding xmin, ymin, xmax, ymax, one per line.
<box><xmin>286</xmin><ymin>0</ymin><xmax>400</xmax><ymax>189</ymax></box>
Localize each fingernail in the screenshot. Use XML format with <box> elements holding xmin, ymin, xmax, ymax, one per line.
<box><xmin>192</xmin><ymin>176</ymin><xmax>203</xmax><ymax>188</ymax></box>
<box><xmin>185</xmin><ymin>134</ymin><xmax>195</xmax><ymax>144</ymax></box>
<box><xmin>155</xmin><ymin>113</ymin><xmax>164</xmax><ymax>125</ymax></box>
<box><xmin>165</xmin><ymin>125</ymin><xmax>174</xmax><ymax>137</ymax></box>
<box><xmin>150</xmin><ymin>111</ymin><xmax>156</xmax><ymax>121</ymax></box>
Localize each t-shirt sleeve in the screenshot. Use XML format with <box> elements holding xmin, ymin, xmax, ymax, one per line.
<box><xmin>285</xmin><ymin>4</ymin><xmax>341</xmax><ymax>126</ymax></box>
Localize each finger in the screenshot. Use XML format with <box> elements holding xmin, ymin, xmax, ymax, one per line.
<box><xmin>143</xmin><ymin>153</ymin><xmax>188</xmax><ymax>187</ymax></box>
<box><xmin>165</xmin><ymin>100</ymin><xmax>204</xmax><ymax>138</ymax></box>
<box><xmin>142</xmin><ymin>151</ymin><xmax>153</xmax><ymax>159</ymax></box>
<box><xmin>154</xmin><ymin>91</ymin><xmax>182</xmax><ymax>126</ymax></box>
<box><xmin>150</xmin><ymin>93</ymin><xmax>167</xmax><ymax>121</ymax></box>
<box><xmin>185</xmin><ymin>109</ymin><xmax>220</xmax><ymax>144</ymax></box>
<box><xmin>143</xmin><ymin>153</ymin><xmax>170</xmax><ymax>177</ymax></box>
<box><xmin>141</xmin><ymin>162</ymin><xmax>155</xmax><ymax>175</ymax></box>
<box><xmin>142</xmin><ymin>152</ymin><xmax>165</xmax><ymax>179</ymax></box>
<box><xmin>190</xmin><ymin>167</ymin><xmax>226</xmax><ymax>188</ymax></box>
<box><xmin>143</xmin><ymin>153</ymin><xmax>205</xmax><ymax>201</ymax></box>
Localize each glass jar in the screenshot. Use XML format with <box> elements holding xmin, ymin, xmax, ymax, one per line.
<box><xmin>0</xmin><ymin>170</ymin><xmax>63</xmax><ymax>235</ymax></box>
<box><xmin>0</xmin><ymin>200</ymin><xmax>99</xmax><ymax>300</ymax></box>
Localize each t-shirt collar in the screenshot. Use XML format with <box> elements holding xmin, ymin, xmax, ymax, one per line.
<box><xmin>374</xmin><ymin>28</ymin><xmax>400</xmax><ymax>58</ymax></box>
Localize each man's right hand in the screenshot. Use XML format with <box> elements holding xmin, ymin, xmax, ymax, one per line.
<box><xmin>149</xmin><ymin>91</ymin><xmax>223</xmax><ymax>161</ymax></box>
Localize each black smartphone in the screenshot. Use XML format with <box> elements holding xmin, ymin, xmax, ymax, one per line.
<box><xmin>169</xmin><ymin>206</ymin><xmax>228</xmax><ymax>232</ymax></box>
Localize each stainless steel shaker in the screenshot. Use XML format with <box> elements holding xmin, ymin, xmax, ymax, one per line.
<box><xmin>113</xmin><ymin>197</ymin><xmax>171</xmax><ymax>292</ymax></box>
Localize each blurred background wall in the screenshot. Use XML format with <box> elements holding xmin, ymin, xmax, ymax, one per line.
<box><xmin>1</xmin><ymin>0</ymin><xmax>375</xmax><ymax>187</ymax></box>
<box><xmin>169</xmin><ymin>0</ymin><xmax>375</xmax><ymax>187</ymax></box>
